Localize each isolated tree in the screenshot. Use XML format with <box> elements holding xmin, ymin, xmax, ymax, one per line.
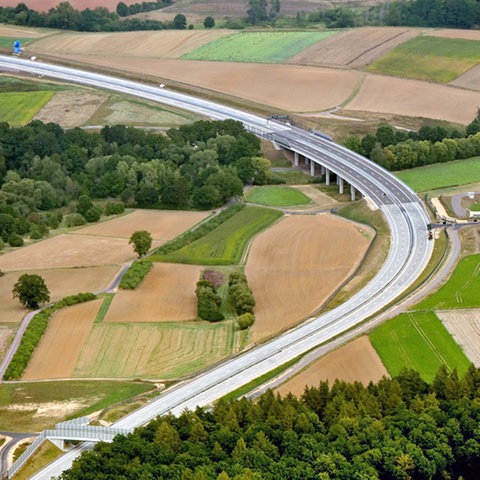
<box><xmin>12</xmin><ymin>274</ymin><xmax>50</xmax><ymax>309</ymax></box>
<box><xmin>173</xmin><ymin>13</ymin><xmax>187</xmax><ymax>29</ymax></box>
<box><xmin>129</xmin><ymin>230</ymin><xmax>152</xmax><ymax>258</ymax></box>
<box><xmin>247</xmin><ymin>0</ymin><xmax>268</xmax><ymax>24</ymax></box>
<box><xmin>204</xmin><ymin>16</ymin><xmax>215</xmax><ymax>28</ymax></box>
<box><xmin>116</xmin><ymin>1</ymin><xmax>129</xmax><ymax>16</ymax></box>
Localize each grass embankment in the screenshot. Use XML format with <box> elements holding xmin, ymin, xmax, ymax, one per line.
<box><xmin>371</xmin><ymin>254</ymin><xmax>480</xmax><ymax>381</ymax></box>
<box><xmin>0</xmin><ymin>36</ymin><xmax>32</xmax><ymax>49</ymax></box>
<box><xmin>368</xmin><ymin>36</ymin><xmax>480</xmax><ymax>83</ymax></box>
<box><xmin>395</xmin><ymin>157</ymin><xmax>480</xmax><ymax>192</ymax></box>
<box><xmin>11</xmin><ymin>441</ymin><xmax>63</xmax><ymax>480</ymax></box>
<box><xmin>245</xmin><ymin>186</ymin><xmax>311</xmax><ymax>207</ymax></box>
<box><xmin>370</xmin><ymin>313</ymin><xmax>470</xmax><ymax>383</ymax></box>
<box><xmin>0</xmin><ymin>91</ymin><xmax>53</xmax><ymax>125</ymax></box>
<box><xmin>152</xmin><ymin>206</ymin><xmax>282</xmax><ymax>265</ymax></box>
<box><xmin>0</xmin><ymin>380</ymin><xmax>154</xmax><ymax>432</ymax></box>
<box><xmin>182</xmin><ymin>31</ymin><xmax>336</xmax><ymax>63</ymax></box>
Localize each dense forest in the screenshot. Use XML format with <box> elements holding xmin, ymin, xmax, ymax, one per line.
<box><xmin>61</xmin><ymin>366</ymin><xmax>480</xmax><ymax>479</ymax></box>
<box><xmin>0</xmin><ymin>119</ymin><xmax>269</xmax><ymax>247</ymax></box>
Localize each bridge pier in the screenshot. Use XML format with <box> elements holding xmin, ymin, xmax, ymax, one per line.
<box><xmin>50</xmin><ymin>438</ymin><xmax>66</xmax><ymax>451</ymax></box>
<box><xmin>350</xmin><ymin>184</ymin><xmax>356</xmax><ymax>201</ymax></box>
<box><xmin>310</xmin><ymin>161</ymin><xmax>316</xmax><ymax>177</ymax></box>
<box><xmin>325</xmin><ymin>168</ymin><xmax>330</xmax><ymax>185</ymax></box>
<box><xmin>339</xmin><ymin>177</ymin><xmax>344</xmax><ymax>194</ymax></box>
<box><xmin>294</xmin><ymin>151</ymin><xmax>299</xmax><ymax>167</ymax></box>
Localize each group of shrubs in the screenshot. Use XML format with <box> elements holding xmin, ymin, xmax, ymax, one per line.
<box><xmin>195</xmin><ymin>279</ymin><xmax>224</xmax><ymax>322</ymax></box>
<box><xmin>3</xmin><ymin>292</ymin><xmax>96</xmax><ymax>381</ymax></box>
<box><xmin>119</xmin><ymin>260</ymin><xmax>153</xmax><ymax>290</ymax></box>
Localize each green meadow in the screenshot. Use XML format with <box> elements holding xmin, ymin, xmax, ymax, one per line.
<box><xmin>245</xmin><ymin>186</ymin><xmax>311</xmax><ymax>207</ymax></box>
<box><xmin>183</xmin><ymin>31</ymin><xmax>336</xmax><ymax>63</ymax></box>
<box><xmin>154</xmin><ymin>206</ymin><xmax>282</xmax><ymax>265</ymax></box>
<box><xmin>395</xmin><ymin>157</ymin><xmax>480</xmax><ymax>192</ymax></box>
<box><xmin>368</xmin><ymin>36</ymin><xmax>480</xmax><ymax>83</ymax></box>
<box><xmin>0</xmin><ymin>91</ymin><xmax>54</xmax><ymax>125</ymax></box>
<box><xmin>370</xmin><ymin>312</ymin><xmax>470</xmax><ymax>383</ymax></box>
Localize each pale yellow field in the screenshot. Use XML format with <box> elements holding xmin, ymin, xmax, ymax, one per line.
<box><xmin>104</xmin><ymin>263</ymin><xmax>203</xmax><ymax>322</ymax></box>
<box><xmin>276</xmin><ymin>336</ymin><xmax>389</xmax><ymax>397</ymax></box>
<box><xmin>22</xmin><ymin>299</ymin><xmax>103</xmax><ymax>380</ymax></box>
<box><xmin>429</xmin><ymin>29</ymin><xmax>480</xmax><ymax>40</ymax></box>
<box><xmin>74</xmin><ymin>321</ymin><xmax>235</xmax><ymax>379</ymax></box>
<box><xmin>75</xmin><ymin>209</ymin><xmax>209</xmax><ymax>242</ymax></box>
<box><xmin>0</xmin><ymin>266</ymin><xmax>118</xmax><ymax>324</ymax></box>
<box><xmin>245</xmin><ymin>214</ymin><xmax>372</xmax><ymax>342</ymax></box>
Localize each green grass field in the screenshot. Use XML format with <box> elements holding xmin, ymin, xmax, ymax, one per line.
<box><xmin>0</xmin><ymin>36</ymin><xmax>32</xmax><ymax>49</ymax></box>
<box><xmin>370</xmin><ymin>312</ymin><xmax>470</xmax><ymax>382</ymax></box>
<box><xmin>0</xmin><ymin>91</ymin><xmax>54</xmax><ymax>125</ymax></box>
<box><xmin>153</xmin><ymin>206</ymin><xmax>282</xmax><ymax>265</ymax></box>
<box><xmin>0</xmin><ymin>380</ymin><xmax>154</xmax><ymax>432</ymax></box>
<box><xmin>368</xmin><ymin>36</ymin><xmax>480</xmax><ymax>83</ymax></box>
<box><xmin>414</xmin><ymin>254</ymin><xmax>480</xmax><ymax>311</ymax></box>
<box><xmin>245</xmin><ymin>186</ymin><xmax>311</xmax><ymax>207</ymax></box>
<box><xmin>395</xmin><ymin>157</ymin><xmax>480</xmax><ymax>192</ymax></box>
<box><xmin>182</xmin><ymin>31</ymin><xmax>336</xmax><ymax>63</ymax></box>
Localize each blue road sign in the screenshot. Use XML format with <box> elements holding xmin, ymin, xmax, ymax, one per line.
<box><xmin>14</xmin><ymin>40</ymin><xmax>21</xmax><ymax>54</ymax></box>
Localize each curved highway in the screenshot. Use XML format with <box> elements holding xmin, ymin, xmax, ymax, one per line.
<box><xmin>0</xmin><ymin>56</ymin><xmax>433</xmax><ymax>479</ymax></box>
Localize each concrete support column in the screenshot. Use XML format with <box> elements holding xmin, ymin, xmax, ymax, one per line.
<box><xmin>294</xmin><ymin>151</ymin><xmax>299</xmax><ymax>167</ymax></box>
<box><xmin>339</xmin><ymin>177</ymin><xmax>344</xmax><ymax>195</ymax></box>
<box><xmin>50</xmin><ymin>438</ymin><xmax>66</xmax><ymax>451</ymax></box>
<box><xmin>310</xmin><ymin>161</ymin><xmax>315</xmax><ymax>177</ymax></box>
<box><xmin>350</xmin><ymin>184</ymin><xmax>356</xmax><ymax>201</ymax></box>
<box><xmin>325</xmin><ymin>169</ymin><xmax>330</xmax><ymax>186</ymax></box>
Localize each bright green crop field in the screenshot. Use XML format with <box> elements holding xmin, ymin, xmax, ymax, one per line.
<box><xmin>245</xmin><ymin>186</ymin><xmax>311</xmax><ymax>207</ymax></box>
<box><xmin>368</xmin><ymin>36</ymin><xmax>480</xmax><ymax>83</ymax></box>
<box><xmin>0</xmin><ymin>91</ymin><xmax>54</xmax><ymax>125</ymax></box>
<box><xmin>182</xmin><ymin>31</ymin><xmax>336</xmax><ymax>63</ymax></box>
<box><xmin>0</xmin><ymin>36</ymin><xmax>32</xmax><ymax>49</ymax></box>
<box><xmin>370</xmin><ymin>312</ymin><xmax>470</xmax><ymax>382</ymax></box>
<box><xmin>414</xmin><ymin>254</ymin><xmax>480</xmax><ymax>311</ymax></box>
<box><xmin>155</xmin><ymin>206</ymin><xmax>282</xmax><ymax>265</ymax></box>
<box><xmin>395</xmin><ymin>157</ymin><xmax>480</xmax><ymax>192</ymax></box>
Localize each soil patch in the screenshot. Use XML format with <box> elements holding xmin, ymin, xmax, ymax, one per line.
<box><xmin>75</xmin><ymin>209</ymin><xmax>209</xmax><ymax>242</ymax></box>
<box><xmin>104</xmin><ymin>263</ymin><xmax>202</xmax><ymax>322</ymax></box>
<box><xmin>23</xmin><ymin>299</ymin><xmax>103</xmax><ymax>380</ymax></box>
<box><xmin>32</xmin><ymin>53</ymin><xmax>362</xmax><ymax>113</ymax></box>
<box><xmin>276</xmin><ymin>336</ymin><xmax>389</xmax><ymax>397</ymax></box>
<box><xmin>33</xmin><ymin>89</ymin><xmax>107</xmax><ymax>127</ymax></box>
<box><xmin>245</xmin><ymin>214</ymin><xmax>371</xmax><ymax>342</ymax></box>
<box><xmin>345</xmin><ymin>73</ymin><xmax>480</xmax><ymax>124</ymax></box>
<box><xmin>289</xmin><ymin>27</ymin><xmax>420</xmax><ymax>68</ymax></box>
<box><xmin>436</xmin><ymin>309</ymin><xmax>480</xmax><ymax>367</ymax></box>
<box><xmin>0</xmin><ymin>266</ymin><xmax>118</xmax><ymax>323</ymax></box>
<box><xmin>292</xmin><ymin>185</ymin><xmax>341</xmax><ymax>210</ymax></box>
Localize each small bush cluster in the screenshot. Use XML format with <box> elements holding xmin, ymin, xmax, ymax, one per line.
<box><xmin>3</xmin><ymin>292</ymin><xmax>97</xmax><ymax>380</ymax></box>
<box><xmin>104</xmin><ymin>202</ymin><xmax>125</xmax><ymax>215</ymax></box>
<box><xmin>196</xmin><ymin>280</ymin><xmax>224</xmax><ymax>322</ymax></box>
<box><xmin>119</xmin><ymin>260</ymin><xmax>153</xmax><ymax>290</ymax></box>
<box><xmin>153</xmin><ymin>204</ymin><xmax>244</xmax><ymax>256</ymax></box>
<box><xmin>236</xmin><ymin>312</ymin><xmax>255</xmax><ymax>330</ymax></box>
<box><xmin>229</xmin><ymin>272</ymin><xmax>255</xmax><ymax>315</ymax></box>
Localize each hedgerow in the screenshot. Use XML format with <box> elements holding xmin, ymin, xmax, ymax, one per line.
<box><xmin>3</xmin><ymin>292</ymin><xmax>96</xmax><ymax>380</ymax></box>
<box><xmin>119</xmin><ymin>260</ymin><xmax>153</xmax><ymax>290</ymax></box>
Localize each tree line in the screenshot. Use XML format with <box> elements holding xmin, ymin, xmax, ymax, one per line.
<box><xmin>61</xmin><ymin>365</ymin><xmax>480</xmax><ymax>478</ymax></box>
<box><xmin>0</xmin><ymin>1</ymin><xmax>184</xmax><ymax>32</ymax></box>
<box><xmin>116</xmin><ymin>0</ymin><xmax>172</xmax><ymax>18</ymax></box>
<box><xmin>0</xmin><ymin>119</ymin><xmax>269</xmax><ymax>249</ymax></box>
<box><xmin>343</xmin><ymin>116</ymin><xmax>480</xmax><ymax>171</ymax></box>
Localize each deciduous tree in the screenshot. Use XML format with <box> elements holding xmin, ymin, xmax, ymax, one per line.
<box><xmin>129</xmin><ymin>230</ymin><xmax>152</xmax><ymax>258</ymax></box>
<box><xmin>12</xmin><ymin>273</ymin><xmax>50</xmax><ymax>309</ymax></box>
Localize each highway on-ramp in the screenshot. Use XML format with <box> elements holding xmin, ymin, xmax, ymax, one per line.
<box><xmin>0</xmin><ymin>56</ymin><xmax>433</xmax><ymax>479</ymax></box>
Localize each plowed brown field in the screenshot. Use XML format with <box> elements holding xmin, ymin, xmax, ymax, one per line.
<box><xmin>289</xmin><ymin>27</ymin><xmax>420</xmax><ymax>68</ymax></box>
<box><xmin>22</xmin><ymin>299</ymin><xmax>103</xmax><ymax>380</ymax></box>
<box><xmin>345</xmin><ymin>73</ymin><xmax>480</xmax><ymax>124</ymax></box>
<box><xmin>0</xmin><ymin>266</ymin><xmax>118</xmax><ymax>324</ymax></box>
<box><xmin>276</xmin><ymin>336</ymin><xmax>389</xmax><ymax>396</ymax></box>
<box><xmin>104</xmin><ymin>263</ymin><xmax>203</xmax><ymax>322</ymax></box>
<box><xmin>437</xmin><ymin>309</ymin><xmax>480</xmax><ymax>367</ymax></box>
<box><xmin>75</xmin><ymin>209</ymin><xmax>209</xmax><ymax>241</ymax></box>
<box><xmin>245</xmin><ymin>214</ymin><xmax>372</xmax><ymax>342</ymax></box>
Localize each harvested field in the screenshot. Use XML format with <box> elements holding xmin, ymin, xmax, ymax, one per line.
<box><xmin>30</xmin><ymin>30</ymin><xmax>232</xmax><ymax>59</ymax></box>
<box><xmin>437</xmin><ymin>309</ymin><xmax>480</xmax><ymax>367</ymax></box>
<box><xmin>0</xmin><ymin>266</ymin><xmax>118</xmax><ymax>323</ymax></box>
<box><xmin>450</xmin><ymin>64</ymin><xmax>480</xmax><ymax>91</ymax></box>
<box><xmin>0</xmin><ymin>234</ymin><xmax>133</xmax><ymax>270</ymax></box>
<box><xmin>276</xmin><ymin>336</ymin><xmax>388</xmax><ymax>396</ymax></box>
<box><xmin>104</xmin><ymin>263</ymin><xmax>203</xmax><ymax>322</ymax></box>
<box><xmin>74</xmin><ymin>209</ymin><xmax>209</xmax><ymax>242</ymax></box>
<box><xmin>289</xmin><ymin>27</ymin><xmax>420</xmax><ymax>68</ymax></box>
<box><xmin>0</xmin><ymin>325</ymin><xmax>14</xmax><ymax>359</ymax></box>
<box><xmin>33</xmin><ymin>90</ymin><xmax>108</xmax><ymax>127</ymax></box>
<box><xmin>345</xmin><ymin>73</ymin><xmax>480</xmax><ymax>124</ymax></box>
<box><xmin>40</xmin><ymin>54</ymin><xmax>362</xmax><ymax>112</ymax></box>
<box><xmin>75</xmin><ymin>320</ymin><xmax>235</xmax><ymax>379</ymax></box>
<box><xmin>22</xmin><ymin>299</ymin><xmax>103</xmax><ymax>380</ymax></box>
<box><xmin>245</xmin><ymin>214</ymin><xmax>371</xmax><ymax>342</ymax></box>
<box><xmin>429</xmin><ymin>29</ymin><xmax>480</xmax><ymax>41</ymax></box>
<box><xmin>0</xmin><ymin>0</ymin><xmax>140</xmax><ymax>11</ymax></box>
<box><xmin>0</xmin><ymin>25</ymin><xmax>54</xmax><ymax>39</ymax></box>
